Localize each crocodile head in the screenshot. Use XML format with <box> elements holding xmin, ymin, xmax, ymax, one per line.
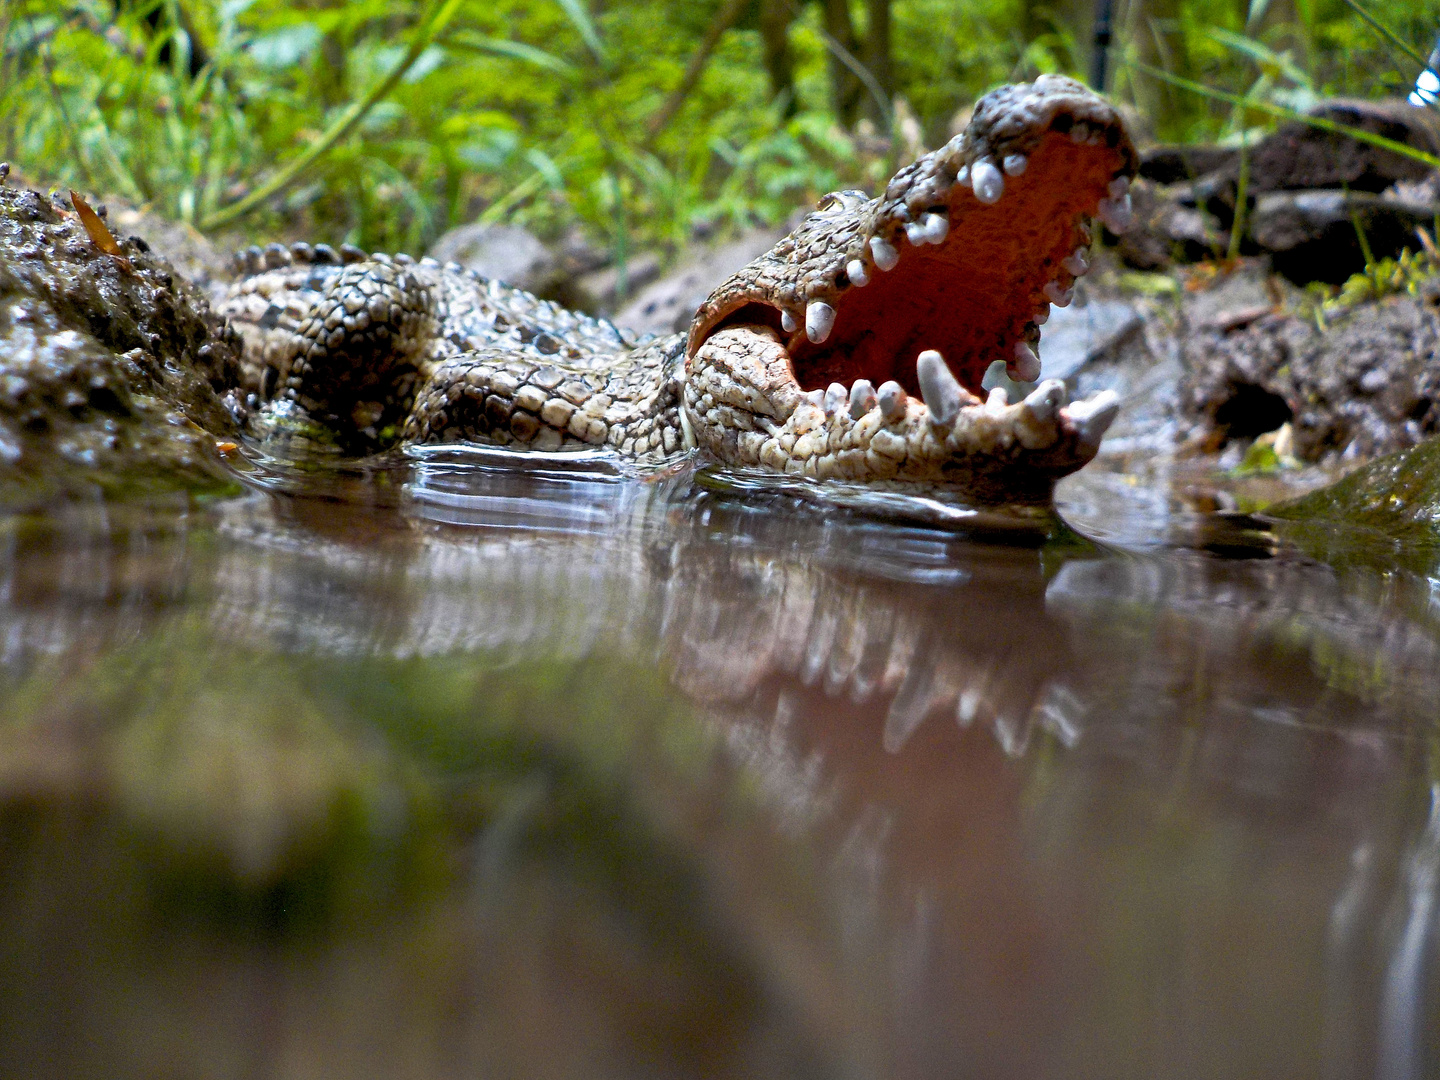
<box><xmin>683</xmin><ymin>75</ymin><xmax>1138</xmax><ymax>501</ymax></box>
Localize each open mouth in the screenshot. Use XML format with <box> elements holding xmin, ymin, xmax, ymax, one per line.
<box><xmin>686</xmin><ymin>77</ymin><xmax>1137</xmax><ymax>425</ymax></box>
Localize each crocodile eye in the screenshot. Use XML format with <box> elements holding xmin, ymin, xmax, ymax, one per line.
<box><xmin>816</xmin><ymin>192</ymin><xmax>844</xmax><ymax>212</ymax></box>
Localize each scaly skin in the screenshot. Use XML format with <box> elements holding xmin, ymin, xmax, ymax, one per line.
<box><xmin>221</xmin><ymin>76</ymin><xmax>1137</xmax><ymax>501</ymax></box>
<box><xmin>178</xmin><ymin>77</ymin><xmax>1139</xmax><ymax>501</ymax></box>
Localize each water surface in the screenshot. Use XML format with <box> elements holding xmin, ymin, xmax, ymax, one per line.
<box><xmin>1</xmin><ymin>445</ymin><xmax>1438</xmax><ymax>1079</ymax></box>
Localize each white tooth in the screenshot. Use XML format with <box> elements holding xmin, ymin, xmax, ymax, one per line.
<box><xmin>1003</xmin><ymin>153</ymin><xmax>1027</xmax><ymax>176</ymax></box>
<box><xmin>805</xmin><ymin>301</ymin><xmax>836</xmax><ymax>344</ymax></box>
<box><xmin>921</xmin><ymin>212</ymin><xmax>949</xmax><ymax>244</ymax></box>
<box><xmin>1043</xmin><ymin>281</ymin><xmax>1073</xmax><ymax>307</ymax></box>
<box><xmin>1008</xmin><ymin>341</ymin><xmax>1041</xmax><ymax>382</ymax></box>
<box><xmin>870</xmin><ymin>236</ymin><xmax>899</xmax><ymax>271</ymax></box>
<box><xmin>848</xmin><ymin>379</ymin><xmax>877</xmax><ymax>419</ymax></box>
<box><xmin>1069</xmin><ymin>123</ymin><xmax>1089</xmax><ymax>144</ymax></box>
<box><xmin>824</xmin><ymin>381</ymin><xmax>847</xmax><ymax>415</ymax></box>
<box><xmin>846</xmin><ymin>258</ymin><xmax>869</xmax><ymax>287</ymax></box>
<box><xmin>905</xmin><ymin>221</ymin><xmax>927</xmax><ymax>246</ymax></box>
<box><xmin>1108</xmin><ymin>175</ymin><xmax>1130</xmax><ymax>199</ymax></box>
<box><xmin>804</xmin><ymin>388</ymin><xmax>826</xmax><ymax>408</ymax></box>
<box><xmin>781</xmin><ymin>309</ymin><xmax>798</xmax><ymax>333</ymax></box>
<box><xmin>971</xmin><ymin>159</ymin><xmax>1004</xmax><ymax>204</ymax></box>
<box><xmin>1033</xmin><ymin>304</ymin><xmax>1050</xmax><ymax>326</ymax></box>
<box><xmin>955</xmin><ymin>164</ymin><xmax>970</xmax><ymax>186</ymax></box>
<box><xmin>1066</xmin><ymin>390</ymin><xmax>1120</xmax><ymax>446</ymax></box>
<box><xmin>1022</xmin><ymin>378</ymin><xmax>1066</xmax><ymax>422</ymax></box>
<box><xmin>986</xmin><ymin>387</ymin><xmax>1009</xmax><ymax>410</ymax></box>
<box><xmin>1062</xmin><ymin>248</ymin><xmax>1090</xmax><ymax>276</ymax></box>
<box><xmin>1097</xmin><ymin>192</ymin><xmax>1134</xmax><ymax>233</ymax></box>
<box><xmin>916</xmin><ymin>349</ymin><xmax>964</xmax><ymax>426</ymax></box>
<box><xmin>877</xmin><ymin>380</ymin><xmax>907</xmax><ymax>421</ymax></box>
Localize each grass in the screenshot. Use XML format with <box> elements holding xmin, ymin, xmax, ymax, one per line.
<box><xmin>2</xmin><ymin>0</ymin><xmax>1437</xmax><ymax>272</ymax></box>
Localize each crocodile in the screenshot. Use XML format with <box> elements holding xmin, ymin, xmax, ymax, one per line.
<box><xmin>0</xmin><ymin>76</ymin><xmax>1136</xmax><ymax>504</ymax></box>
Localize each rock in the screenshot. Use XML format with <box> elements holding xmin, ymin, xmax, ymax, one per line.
<box><xmin>1139</xmin><ymin>144</ymin><xmax>1240</xmax><ymax>185</ymax></box>
<box><xmin>1114</xmin><ymin>178</ymin><xmax>1225</xmax><ymax>269</ymax></box>
<box><xmin>1245</xmin><ymin>99</ymin><xmax>1440</xmax><ymax>195</ymax></box>
<box><xmin>1035</xmin><ymin>297</ymin><xmax>1144</xmax><ymax>381</ymax></box>
<box><xmin>570</xmin><ymin>252</ymin><xmax>663</xmax><ymax>316</ymax></box>
<box><xmin>426</xmin><ymin>222</ymin><xmax>559</xmax><ymax>293</ymax></box>
<box><xmin>1268</xmin><ymin>435</ymin><xmax>1440</xmax><ymax>558</ymax></box>
<box><xmin>1249</xmin><ymin>189</ymin><xmax>1439</xmax><ymax>284</ymax></box>
<box><xmin>1179</xmin><ymin>277</ymin><xmax>1440</xmax><ymax>460</ymax></box>
<box><xmin>614</xmin><ymin>228</ymin><xmax>786</xmax><ymax>336</ymax></box>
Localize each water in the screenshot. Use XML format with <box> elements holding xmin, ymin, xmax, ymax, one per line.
<box><xmin>1</xmin><ymin>444</ymin><xmax>1438</xmax><ymax>1079</ymax></box>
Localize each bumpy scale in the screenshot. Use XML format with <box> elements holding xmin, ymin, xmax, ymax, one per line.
<box><xmin>222</xmin><ymin>75</ymin><xmax>1138</xmax><ymax>502</ymax></box>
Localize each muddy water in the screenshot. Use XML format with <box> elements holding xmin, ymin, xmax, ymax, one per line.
<box><xmin>1</xmin><ymin>446</ymin><xmax>1438</xmax><ymax>1080</ymax></box>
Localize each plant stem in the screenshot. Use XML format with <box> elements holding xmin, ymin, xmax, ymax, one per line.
<box><xmin>642</xmin><ymin>0</ymin><xmax>749</xmax><ymax>148</ymax></box>
<box><xmin>199</xmin><ymin>0</ymin><xmax>462</xmax><ymax>231</ymax></box>
<box><xmin>1339</xmin><ymin>0</ymin><xmax>1426</xmax><ymax>68</ymax></box>
<box><xmin>1228</xmin><ymin>127</ymin><xmax>1249</xmax><ymax>262</ymax></box>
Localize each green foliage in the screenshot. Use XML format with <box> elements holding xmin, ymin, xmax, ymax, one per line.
<box><xmin>2</xmin><ymin>0</ymin><xmax>1436</xmax><ymax>263</ymax></box>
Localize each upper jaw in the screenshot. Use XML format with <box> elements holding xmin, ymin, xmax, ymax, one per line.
<box><xmin>685</xmin><ymin>74</ymin><xmax>1139</xmax><ymax>407</ymax></box>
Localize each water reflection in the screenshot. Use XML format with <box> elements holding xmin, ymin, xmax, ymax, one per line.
<box><xmin>0</xmin><ymin>456</ymin><xmax>1438</xmax><ymax>1078</ymax></box>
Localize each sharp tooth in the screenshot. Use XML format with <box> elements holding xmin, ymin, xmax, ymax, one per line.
<box><xmin>921</xmin><ymin>212</ymin><xmax>949</xmax><ymax>244</ymax></box>
<box><xmin>1002</xmin><ymin>153</ymin><xmax>1028</xmax><ymax>176</ymax></box>
<box><xmin>877</xmin><ymin>380</ymin><xmax>907</xmax><ymax>421</ymax></box>
<box><xmin>1097</xmin><ymin>192</ymin><xmax>1134</xmax><ymax>233</ymax></box>
<box><xmin>905</xmin><ymin>221</ymin><xmax>927</xmax><ymax>246</ymax></box>
<box><xmin>1066</xmin><ymin>390</ymin><xmax>1120</xmax><ymax>446</ymax></box>
<box><xmin>1043</xmin><ymin>281</ymin><xmax>1073</xmax><ymax>307</ymax></box>
<box><xmin>1022</xmin><ymin>378</ymin><xmax>1066</xmax><ymax>422</ymax></box>
<box><xmin>781</xmin><ymin>309</ymin><xmax>798</xmax><ymax>333</ymax></box>
<box><xmin>849</xmin><ymin>379</ymin><xmax>877</xmax><ymax>419</ymax></box>
<box><xmin>804</xmin><ymin>388</ymin><xmax>826</xmax><ymax>409</ymax></box>
<box><xmin>1008</xmin><ymin>341</ymin><xmax>1042</xmax><ymax>382</ymax></box>
<box><xmin>986</xmin><ymin>387</ymin><xmax>1009</xmax><ymax>410</ymax></box>
<box><xmin>1108</xmin><ymin>175</ymin><xmax>1130</xmax><ymax>199</ymax></box>
<box><xmin>824</xmin><ymin>382</ymin><xmax>847</xmax><ymax>415</ymax></box>
<box><xmin>1062</xmin><ymin>248</ymin><xmax>1090</xmax><ymax>277</ymax></box>
<box><xmin>805</xmin><ymin>301</ymin><xmax>836</xmax><ymax>344</ymax></box>
<box><xmin>955</xmin><ymin>164</ymin><xmax>970</xmax><ymax>186</ymax></box>
<box><xmin>1034</xmin><ymin>304</ymin><xmax>1050</xmax><ymax>325</ymax></box>
<box><xmin>870</xmin><ymin>236</ymin><xmax>900</xmax><ymax>271</ymax></box>
<box><xmin>916</xmin><ymin>349</ymin><xmax>964</xmax><ymax>425</ymax></box>
<box><xmin>846</xmin><ymin>258</ymin><xmax>869</xmax><ymax>287</ymax></box>
<box><xmin>971</xmin><ymin>159</ymin><xmax>1004</xmax><ymax>204</ymax></box>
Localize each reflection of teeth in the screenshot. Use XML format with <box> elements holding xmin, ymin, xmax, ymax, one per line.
<box><xmin>920</xmin><ymin>212</ymin><xmax>949</xmax><ymax>244</ymax></box>
<box><xmin>1008</xmin><ymin>341</ymin><xmax>1042</xmax><ymax>382</ymax></box>
<box><xmin>806</xmin><ymin>301</ymin><xmax>836</xmax><ymax>343</ymax></box>
<box><xmin>916</xmin><ymin>349</ymin><xmax>964</xmax><ymax>425</ymax></box>
<box><xmin>1097</xmin><ymin>192</ymin><xmax>1133</xmax><ymax>233</ymax></box>
<box><xmin>1066</xmin><ymin>390</ymin><xmax>1120</xmax><ymax>446</ymax></box>
<box><xmin>986</xmin><ymin>387</ymin><xmax>1009</xmax><ymax>410</ymax></box>
<box><xmin>1108</xmin><ymin>175</ymin><xmax>1130</xmax><ymax>199</ymax></box>
<box><xmin>846</xmin><ymin>258</ymin><xmax>869</xmax><ymax>287</ymax></box>
<box><xmin>1043</xmin><ymin>281</ymin><xmax>1074</xmax><ymax>307</ymax></box>
<box><xmin>971</xmin><ymin>159</ymin><xmax>1004</xmax><ymax>204</ymax></box>
<box><xmin>1003</xmin><ymin>154</ymin><xmax>1027</xmax><ymax>176</ymax></box>
<box><xmin>781</xmin><ymin>310</ymin><xmax>797</xmax><ymax>333</ymax></box>
<box><xmin>824</xmin><ymin>382</ymin><xmax>847</xmax><ymax>415</ymax></box>
<box><xmin>849</xmin><ymin>379</ymin><xmax>877</xmax><ymax>419</ymax></box>
<box><xmin>1062</xmin><ymin>248</ymin><xmax>1090</xmax><ymax>276</ymax></box>
<box><xmin>1034</xmin><ymin>304</ymin><xmax>1050</xmax><ymax>325</ymax></box>
<box><xmin>1022</xmin><ymin>378</ymin><xmax>1066</xmax><ymax>422</ymax></box>
<box><xmin>877</xmin><ymin>380</ymin><xmax>907</xmax><ymax>421</ymax></box>
<box><xmin>870</xmin><ymin>236</ymin><xmax>899</xmax><ymax>271</ymax></box>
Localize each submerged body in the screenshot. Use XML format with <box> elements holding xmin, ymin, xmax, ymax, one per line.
<box><xmin>0</xmin><ymin>76</ymin><xmax>1137</xmax><ymax>504</ymax></box>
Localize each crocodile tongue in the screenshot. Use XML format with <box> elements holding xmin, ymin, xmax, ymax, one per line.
<box><xmin>687</xmin><ymin>74</ymin><xmax>1138</xmax><ymax>405</ymax></box>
